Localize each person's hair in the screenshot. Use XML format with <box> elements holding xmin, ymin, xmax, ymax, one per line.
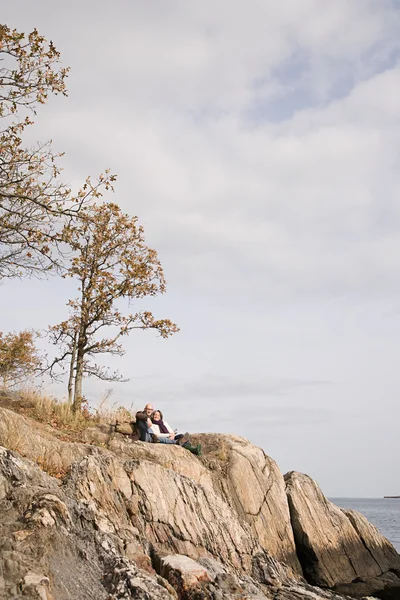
<box><xmin>152</xmin><ymin>409</ymin><xmax>163</xmax><ymax>421</ymax></box>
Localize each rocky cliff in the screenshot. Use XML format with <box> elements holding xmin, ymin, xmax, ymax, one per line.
<box><xmin>0</xmin><ymin>399</ymin><xmax>399</xmax><ymax>600</ymax></box>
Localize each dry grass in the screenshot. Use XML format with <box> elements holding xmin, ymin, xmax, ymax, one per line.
<box><xmin>0</xmin><ymin>418</ymin><xmax>67</xmax><ymax>479</ymax></box>
<box><xmin>215</xmin><ymin>446</ymin><xmax>229</xmax><ymax>462</ymax></box>
<box><xmin>0</xmin><ymin>413</ymin><xmax>28</xmax><ymax>456</ymax></box>
<box><xmin>0</xmin><ymin>387</ymin><xmax>137</xmax><ymax>479</ymax></box>
<box><xmin>11</xmin><ymin>388</ymin><xmax>136</xmax><ymax>436</ymax></box>
<box><xmin>36</xmin><ymin>448</ymin><xmax>68</xmax><ymax>479</ymax></box>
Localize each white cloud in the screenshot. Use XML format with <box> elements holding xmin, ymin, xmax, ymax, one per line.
<box><xmin>2</xmin><ymin>0</ymin><xmax>400</xmax><ymax>495</ymax></box>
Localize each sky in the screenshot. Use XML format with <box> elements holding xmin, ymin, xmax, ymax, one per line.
<box><xmin>2</xmin><ymin>0</ymin><xmax>400</xmax><ymax>496</ymax></box>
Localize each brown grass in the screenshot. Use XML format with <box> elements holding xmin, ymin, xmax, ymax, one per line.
<box><xmin>36</xmin><ymin>448</ymin><xmax>68</xmax><ymax>479</ymax></box>
<box><xmin>0</xmin><ymin>388</ymin><xmax>137</xmax><ymax>479</ymax></box>
<box><xmin>4</xmin><ymin>388</ymin><xmax>136</xmax><ymax>437</ymax></box>
<box><xmin>0</xmin><ymin>423</ymin><xmax>67</xmax><ymax>479</ymax></box>
<box><xmin>0</xmin><ymin>414</ymin><xmax>28</xmax><ymax>456</ymax></box>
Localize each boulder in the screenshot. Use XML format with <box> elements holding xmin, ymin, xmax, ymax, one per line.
<box><xmin>108</xmin><ymin>433</ymin><xmax>215</xmax><ymax>489</ymax></box>
<box><xmin>0</xmin><ymin>447</ymin><xmax>176</xmax><ymax>600</ymax></box>
<box><xmin>81</xmin><ymin>424</ymin><xmax>114</xmax><ymax>445</ymax></box>
<box><xmin>1</xmin><ymin>401</ymin><xmax>399</xmax><ymax>600</ymax></box>
<box><xmin>159</xmin><ymin>554</ymin><xmax>211</xmax><ymax>595</ymax></box>
<box><xmin>285</xmin><ymin>471</ymin><xmax>400</xmax><ymax>597</ymax></box>
<box><xmin>188</xmin><ymin>434</ymin><xmax>302</xmax><ymax>575</ymax></box>
<box><xmin>343</xmin><ymin>508</ymin><xmax>400</xmax><ymax>572</ymax></box>
<box><xmin>115</xmin><ymin>421</ymin><xmax>134</xmax><ymax>436</ymax></box>
<box><xmin>0</xmin><ymin>444</ymin><xmax>335</xmax><ymax>600</ymax></box>
<box><xmin>125</xmin><ymin>457</ymin><xmax>260</xmax><ymax>571</ymax></box>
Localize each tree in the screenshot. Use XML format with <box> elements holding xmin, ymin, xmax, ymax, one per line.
<box><xmin>48</xmin><ymin>202</ymin><xmax>179</xmax><ymax>411</ymax></box>
<box><xmin>0</xmin><ymin>329</ymin><xmax>42</xmax><ymax>387</ymax></box>
<box><xmin>0</xmin><ymin>24</ymin><xmax>115</xmax><ymax>277</ymax></box>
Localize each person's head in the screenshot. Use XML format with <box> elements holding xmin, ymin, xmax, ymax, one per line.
<box><xmin>152</xmin><ymin>410</ymin><xmax>163</xmax><ymax>421</ymax></box>
<box><xmin>144</xmin><ymin>403</ymin><xmax>154</xmax><ymax>416</ymax></box>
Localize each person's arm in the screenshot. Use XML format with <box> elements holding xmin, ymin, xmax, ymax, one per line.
<box><xmin>136</xmin><ymin>411</ymin><xmax>152</xmax><ymax>428</ymax></box>
<box><xmin>135</xmin><ymin>411</ymin><xmax>147</xmax><ymax>420</ymax></box>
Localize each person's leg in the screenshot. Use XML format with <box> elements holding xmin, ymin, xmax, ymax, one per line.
<box><xmin>182</xmin><ymin>442</ymin><xmax>202</xmax><ymax>456</ymax></box>
<box><xmin>137</xmin><ymin>420</ymin><xmax>151</xmax><ymax>442</ymax></box>
<box><xmin>156</xmin><ymin>437</ymin><xmax>177</xmax><ymax>444</ymax></box>
<box><xmin>176</xmin><ymin>432</ymin><xmax>190</xmax><ymax>446</ymax></box>
<box><xmin>174</xmin><ymin>433</ymin><xmax>183</xmax><ymax>441</ymax></box>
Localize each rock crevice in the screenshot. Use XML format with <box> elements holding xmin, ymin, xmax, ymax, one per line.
<box><xmin>0</xmin><ymin>403</ymin><xmax>399</xmax><ymax>599</ymax></box>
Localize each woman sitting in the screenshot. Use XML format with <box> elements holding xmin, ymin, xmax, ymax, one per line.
<box><xmin>150</xmin><ymin>410</ymin><xmax>201</xmax><ymax>455</ymax></box>
<box><xmin>150</xmin><ymin>410</ymin><xmax>179</xmax><ymax>441</ymax></box>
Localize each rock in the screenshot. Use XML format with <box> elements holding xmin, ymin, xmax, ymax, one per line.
<box><xmin>159</xmin><ymin>554</ymin><xmax>271</xmax><ymax>599</ymax></box>
<box><xmin>0</xmin><ymin>447</ymin><xmax>178</xmax><ymax>599</ymax></box>
<box><xmin>0</xmin><ymin>441</ymin><xmax>351</xmax><ymax>600</ymax></box>
<box><xmin>81</xmin><ymin>424</ymin><xmax>114</xmax><ymax>445</ymax></box>
<box><xmin>272</xmin><ymin>583</ymin><xmax>355</xmax><ymax>600</ymax></box>
<box><xmin>159</xmin><ymin>554</ymin><xmax>211</xmax><ymax>594</ymax></box>
<box><xmin>215</xmin><ymin>435</ymin><xmax>302</xmax><ymax>575</ymax></box>
<box><xmin>126</xmin><ymin>457</ymin><xmax>260</xmax><ymax>571</ymax></box>
<box><xmin>343</xmin><ymin>508</ymin><xmax>400</xmax><ymax>572</ymax></box>
<box><xmin>285</xmin><ymin>471</ymin><xmax>400</xmax><ymax>598</ymax></box>
<box><xmin>103</xmin><ymin>555</ymin><xmax>176</xmax><ymax>599</ymax></box>
<box><xmin>0</xmin><ymin>406</ymin><xmax>92</xmax><ymax>474</ymax></box>
<box><xmin>22</xmin><ymin>572</ymin><xmax>52</xmax><ymax>600</ymax></box>
<box><xmin>108</xmin><ymin>434</ymin><xmax>215</xmax><ymax>489</ymax></box>
<box><xmin>115</xmin><ymin>422</ymin><xmax>134</xmax><ymax>435</ymax></box>
<box><xmin>0</xmin><ymin>407</ymin><xmax>297</xmax><ymax>578</ymax></box>
<box><xmin>2</xmin><ymin>400</ymin><xmax>400</xmax><ymax>600</ymax></box>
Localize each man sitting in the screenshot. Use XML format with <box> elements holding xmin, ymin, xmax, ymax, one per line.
<box><xmin>135</xmin><ymin>403</ymin><xmax>155</xmax><ymax>443</ymax></box>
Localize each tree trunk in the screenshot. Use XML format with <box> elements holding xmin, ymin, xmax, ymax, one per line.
<box><xmin>73</xmin><ymin>329</ymin><xmax>86</xmax><ymax>412</ymax></box>
<box><xmin>73</xmin><ymin>348</ymin><xmax>84</xmax><ymax>412</ymax></box>
<box><xmin>67</xmin><ymin>333</ymin><xmax>77</xmax><ymax>404</ymax></box>
<box><xmin>73</xmin><ymin>286</ymin><xmax>88</xmax><ymax>413</ymax></box>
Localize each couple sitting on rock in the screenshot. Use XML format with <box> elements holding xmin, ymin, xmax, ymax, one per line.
<box><xmin>135</xmin><ymin>403</ymin><xmax>201</xmax><ymax>456</ymax></box>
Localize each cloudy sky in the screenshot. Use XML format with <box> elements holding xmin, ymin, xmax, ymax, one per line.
<box><xmin>2</xmin><ymin>1</ymin><xmax>400</xmax><ymax>496</ymax></box>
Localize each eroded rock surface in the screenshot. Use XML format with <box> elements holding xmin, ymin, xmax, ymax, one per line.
<box><xmin>193</xmin><ymin>434</ymin><xmax>302</xmax><ymax>574</ymax></box>
<box><xmin>0</xmin><ymin>444</ymin><xmax>352</xmax><ymax>600</ymax></box>
<box><xmin>285</xmin><ymin>471</ymin><xmax>400</xmax><ymax>598</ymax></box>
<box><xmin>0</xmin><ymin>402</ymin><xmax>398</xmax><ymax>600</ymax></box>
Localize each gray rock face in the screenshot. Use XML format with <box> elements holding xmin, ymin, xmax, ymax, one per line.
<box><xmin>0</xmin><ymin>408</ymin><xmax>300</xmax><ymax>574</ymax></box>
<box><xmin>191</xmin><ymin>434</ymin><xmax>303</xmax><ymax>575</ymax></box>
<box><xmin>343</xmin><ymin>508</ymin><xmax>400</xmax><ymax>572</ymax></box>
<box><xmin>0</xmin><ymin>447</ymin><xmax>178</xmax><ymax>599</ymax></box>
<box><xmin>285</xmin><ymin>471</ymin><xmax>400</xmax><ymax>598</ymax></box>
<box><xmin>1</xmin><ymin>403</ymin><xmax>399</xmax><ymax>600</ymax></box>
<box><xmin>0</xmin><ymin>443</ymin><xmax>349</xmax><ymax>600</ymax></box>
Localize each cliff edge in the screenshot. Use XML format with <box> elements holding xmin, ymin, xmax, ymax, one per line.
<box><xmin>0</xmin><ymin>399</ymin><xmax>399</xmax><ymax>600</ymax></box>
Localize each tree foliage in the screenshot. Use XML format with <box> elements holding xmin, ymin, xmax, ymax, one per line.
<box><xmin>0</xmin><ymin>329</ymin><xmax>42</xmax><ymax>387</ymax></box>
<box><xmin>48</xmin><ymin>202</ymin><xmax>179</xmax><ymax>410</ymax></box>
<box><xmin>0</xmin><ymin>24</ymin><xmax>116</xmax><ymax>277</ymax></box>
<box><xmin>1</xmin><ymin>24</ymin><xmax>179</xmax><ymax>406</ymax></box>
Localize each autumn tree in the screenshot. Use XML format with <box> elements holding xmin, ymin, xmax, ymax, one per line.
<box><xmin>0</xmin><ymin>24</ymin><xmax>115</xmax><ymax>277</ymax></box>
<box><xmin>0</xmin><ymin>329</ymin><xmax>42</xmax><ymax>387</ymax></box>
<box><xmin>47</xmin><ymin>202</ymin><xmax>179</xmax><ymax>411</ymax></box>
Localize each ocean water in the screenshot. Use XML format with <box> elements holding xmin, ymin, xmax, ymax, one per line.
<box><xmin>330</xmin><ymin>497</ymin><xmax>400</xmax><ymax>553</ymax></box>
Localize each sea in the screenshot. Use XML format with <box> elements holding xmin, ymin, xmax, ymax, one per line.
<box><xmin>330</xmin><ymin>498</ymin><xmax>400</xmax><ymax>553</ymax></box>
